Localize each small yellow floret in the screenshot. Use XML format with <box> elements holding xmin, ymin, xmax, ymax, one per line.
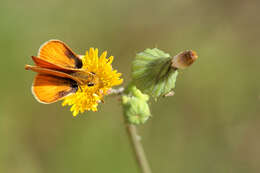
<box><xmin>62</xmin><ymin>48</ymin><xmax>123</xmax><ymax>116</ymax></box>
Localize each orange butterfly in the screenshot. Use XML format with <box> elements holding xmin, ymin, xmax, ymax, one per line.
<box><xmin>25</xmin><ymin>40</ymin><xmax>98</xmax><ymax>104</ymax></box>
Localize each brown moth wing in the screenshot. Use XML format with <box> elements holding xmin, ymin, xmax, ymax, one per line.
<box><xmin>38</xmin><ymin>40</ymin><xmax>82</xmax><ymax>69</ymax></box>
<box><xmin>32</xmin><ymin>74</ymin><xmax>78</xmax><ymax>104</ymax></box>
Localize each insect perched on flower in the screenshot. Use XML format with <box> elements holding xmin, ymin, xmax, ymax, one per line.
<box><xmin>25</xmin><ymin>40</ymin><xmax>123</xmax><ymax>116</ymax></box>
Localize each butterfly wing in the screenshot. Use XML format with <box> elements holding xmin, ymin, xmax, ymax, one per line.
<box><xmin>31</xmin><ymin>56</ymin><xmax>73</xmax><ymax>72</ymax></box>
<box><xmin>32</xmin><ymin>74</ymin><xmax>78</xmax><ymax>104</ymax></box>
<box><xmin>25</xmin><ymin>65</ymin><xmax>83</xmax><ymax>84</ymax></box>
<box><xmin>38</xmin><ymin>40</ymin><xmax>82</xmax><ymax>69</ymax></box>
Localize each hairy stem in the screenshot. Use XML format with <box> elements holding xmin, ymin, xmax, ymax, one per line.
<box><xmin>109</xmin><ymin>87</ymin><xmax>124</xmax><ymax>95</ymax></box>
<box><xmin>126</xmin><ymin>123</ymin><xmax>152</xmax><ymax>173</ymax></box>
<box><xmin>113</xmin><ymin>85</ymin><xmax>151</xmax><ymax>172</ymax></box>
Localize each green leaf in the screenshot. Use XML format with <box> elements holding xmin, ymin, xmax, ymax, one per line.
<box><xmin>132</xmin><ymin>48</ymin><xmax>178</xmax><ymax>99</ymax></box>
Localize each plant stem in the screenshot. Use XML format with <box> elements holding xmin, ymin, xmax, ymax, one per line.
<box><xmin>111</xmin><ymin>86</ymin><xmax>151</xmax><ymax>172</ymax></box>
<box><xmin>109</xmin><ymin>87</ymin><xmax>124</xmax><ymax>95</ymax></box>
<box><xmin>126</xmin><ymin>123</ymin><xmax>152</xmax><ymax>173</ymax></box>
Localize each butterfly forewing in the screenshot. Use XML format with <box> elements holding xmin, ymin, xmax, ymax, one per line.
<box><xmin>25</xmin><ymin>65</ymin><xmax>83</xmax><ymax>84</ymax></box>
<box><xmin>31</xmin><ymin>56</ymin><xmax>74</xmax><ymax>72</ymax></box>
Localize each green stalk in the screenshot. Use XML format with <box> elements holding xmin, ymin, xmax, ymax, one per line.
<box><xmin>125</xmin><ymin>123</ymin><xmax>152</xmax><ymax>173</ymax></box>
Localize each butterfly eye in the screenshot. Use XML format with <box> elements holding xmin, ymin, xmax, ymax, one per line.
<box><xmin>87</xmin><ymin>82</ymin><xmax>95</xmax><ymax>87</ymax></box>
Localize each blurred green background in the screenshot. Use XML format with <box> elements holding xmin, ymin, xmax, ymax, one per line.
<box><xmin>1</xmin><ymin>0</ymin><xmax>260</xmax><ymax>172</ymax></box>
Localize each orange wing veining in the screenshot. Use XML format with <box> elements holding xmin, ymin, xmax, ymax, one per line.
<box><xmin>31</xmin><ymin>56</ymin><xmax>72</xmax><ymax>72</ymax></box>
<box><xmin>25</xmin><ymin>65</ymin><xmax>83</xmax><ymax>84</ymax></box>
<box><xmin>32</xmin><ymin>74</ymin><xmax>78</xmax><ymax>104</ymax></box>
<box><xmin>38</xmin><ymin>40</ymin><xmax>82</xmax><ymax>69</ymax></box>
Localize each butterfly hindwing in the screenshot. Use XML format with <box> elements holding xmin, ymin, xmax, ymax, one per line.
<box><xmin>38</xmin><ymin>40</ymin><xmax>82</xmax><ymax>69</ymax></box>
<box><xmin>32</xmin><ymin>74</ymin><xmax>78</xmax><ymax>104</ymax></box>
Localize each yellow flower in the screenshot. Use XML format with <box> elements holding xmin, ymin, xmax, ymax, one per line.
<box><xmin>62</xmin><ymin>48</ymin><xmax>123</xmax><ymax>116</ymax></box>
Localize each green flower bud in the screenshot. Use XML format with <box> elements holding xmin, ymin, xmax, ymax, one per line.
<box><xmin>122</xmin><ymin>85</ymin><xmax>151</xmax><ymax>125</ymax></box>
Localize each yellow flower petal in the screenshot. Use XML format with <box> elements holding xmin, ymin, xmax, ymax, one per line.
<box><xmin>62</xmin><ymin>48</ymin><xmax>123</xmax><ymax>116</ymax></box>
